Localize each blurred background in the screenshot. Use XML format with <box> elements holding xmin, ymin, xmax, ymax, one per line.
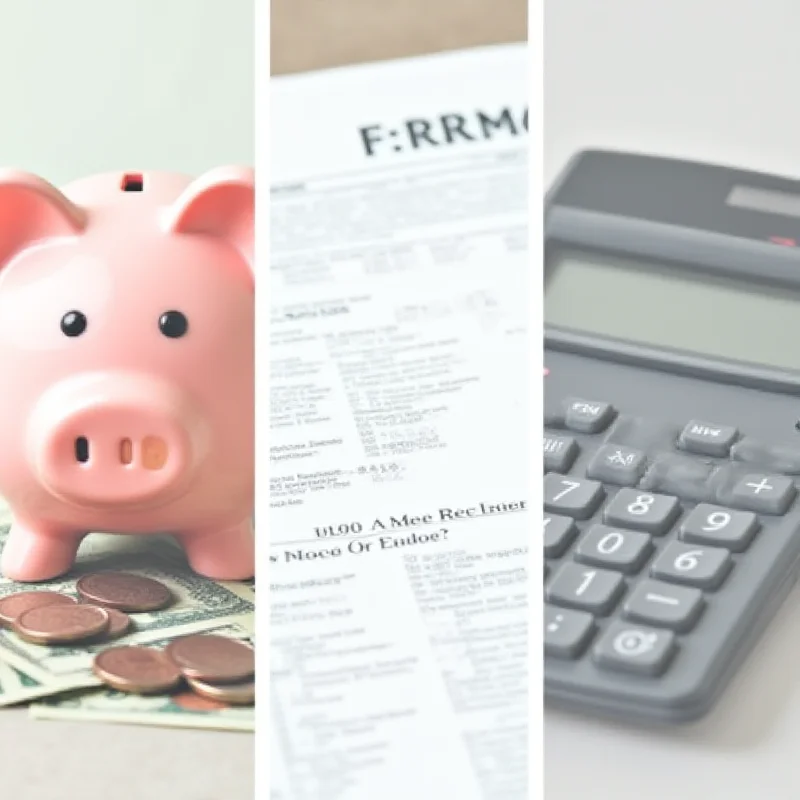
<box><xmin>271</xmin><ymin>0</ymin><xmax>526</xmax><ymax>74</ymax></box>
<box><xmin>0</xmin><ymin>0</ymin><xmax>253</xmax><ymax>184</ymax></box>
<box><xmin>546</xmin><ymin>0</ymin><xmax>800</xmax><ymax>184</ymax></box>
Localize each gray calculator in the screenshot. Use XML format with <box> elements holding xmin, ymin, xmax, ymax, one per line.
<box><xmin>544</xmin><ymin>149</ymin><xmax>800</xmax><ymax>723</ymax></box>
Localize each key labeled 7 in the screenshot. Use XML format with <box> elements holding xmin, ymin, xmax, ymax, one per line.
<box><xmin>544</xmin><ymin>473</ymin><xmax>605</xmax><ymax>520</ymax></box>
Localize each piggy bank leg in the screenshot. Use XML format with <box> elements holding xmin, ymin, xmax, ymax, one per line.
<box><xmin>177</xmin><ymin>519</ymin><xmax>255</xmax><ymax>580</ymax></box>
<box><xmin>2</xmin><ymin>518</ymin><xmax>84</xmax><ymax>582</ymax></box>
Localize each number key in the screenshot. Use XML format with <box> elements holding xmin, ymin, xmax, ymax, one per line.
<box><xmin>546</xmin><ymin>562</ymin><xmax>624</xmax><ymax>614</ymax></box>
<box><xmin>543</xmin><ymin>514</ymin><xmax>577</xmax><ymax>558</ymax></box>
<box><xmin>544</xmin><ymin>474</ymin><xmax>604</xmax><ymax>520</ymax></box>
<box><xmin>650</xmin><ymin>541</ymin><xmax>732</xmax><ymax>590</ymax></box>
<box><xmin>574</xmin><ymin>524</ymin><xmax>652</xmax><ymax>574</ymax></box>
<box><xmin>680</xmin><ymin>503</ymin><xmax>758</xmax><ymax>552</ymax></box>
<box><xmin>604</xmin><ymin>488</ymin><xmax>680</xmax><ymax>534</ymax></box>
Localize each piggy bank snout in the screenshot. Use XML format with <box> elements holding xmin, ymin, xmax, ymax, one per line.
<box><xmin>30</xmin><ymin>374</ymin><xmax>205</xmax><ymax>508</ymax></box>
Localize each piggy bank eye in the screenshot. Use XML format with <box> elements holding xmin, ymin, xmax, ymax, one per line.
<box><xmin>158</xmin><ymin>310</ymin><xmax>188</xmax><ymax>338</ymax></box>
<box><xmin>60</xmin><ymin>310</ymin><xmax>87</xmax><ymax>337</ymax></box>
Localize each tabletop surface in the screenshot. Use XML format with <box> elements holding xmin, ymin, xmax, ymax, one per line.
<box><xmin>0</xmin><ymin>1</ymin><xmax>525</xmax><ymax>798</ymax></box>
<box><xmin>545</xmin><ymin>0</ymin><xmax>800</xmax><ymax>797</ymax></box>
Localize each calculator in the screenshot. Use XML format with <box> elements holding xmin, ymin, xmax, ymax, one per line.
<box><xmin>544</xmin><ymin>149</ymin><xmax>800</xmax><ymax>724</ymax></box>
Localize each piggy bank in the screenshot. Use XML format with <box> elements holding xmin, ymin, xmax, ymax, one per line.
<box><xmin>0</xmin><ymin>167</ymin><xmax>254</xmax><ymax>582</ymax></box>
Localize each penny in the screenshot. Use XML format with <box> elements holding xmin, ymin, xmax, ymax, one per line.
<box><xmin>14</xmin><ymin>604</ymin><xmax>109</xmax><ymax>645</ymax></box>
<box><xmin>103</xmin><ymin>608</ymin><xmax>132</xmax><ymax>640</ymax></box>
<box><xmin>93</xmin><ymin>646</ymin><xmax>183</xmax><ymax>694</ymax></box>
<box><xmin>166</xmin><ymin>634</ymin><xmax>255</xmax><ymax>682</ymax></box>
<box><xmin>0</xmin><ymin>591</ymin><xmax>76</xmax><ymax>627</ymax></box>
<box><xmin>186</xmin><ymin>676</ymin><xmax>255</xmax><ymax>706</ymax></box>
<box><xmin>76</xmin><ymin>572</ymin><xmax>173</xmax><ymax>612</ymax></box>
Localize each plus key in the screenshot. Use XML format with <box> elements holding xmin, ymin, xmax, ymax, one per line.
<box><xmin>725</xmin><ymin>472</ymin><xmax>796</xmax><ymax>515</ymax></box>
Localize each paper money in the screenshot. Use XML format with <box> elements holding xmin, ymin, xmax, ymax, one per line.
<box><xmin>31</xmin><ymin>687</ymin><xmax>255</xmax><ymax>732</ymax></box>
<box><xmin>0</xmin><ymin>525</ymin><xmax>255</xmax><ymax>708</ymax></box>
<box><xmin>31</xmin><ymin>624</ymin><xmax>255</xmax><ymax>731</ymax></box>
<box><xmin>0</xmin><ymin>658</ymin><xmax>96</xmax><ymax>706</ymax></box>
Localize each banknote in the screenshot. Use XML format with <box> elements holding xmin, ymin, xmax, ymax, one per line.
<box><xmin>0</xmin><ymin>658</ymin><xmax>97</xmax><ymax>706</ymax></box>
<box><xmin>0</xmin><ymin>525</ymin><xmax>255</xmax><ymax>700</ymax></box>
<box><xmin>31</xmin><ymin>624</ymin><xmax>255</xmax><ymax>731</ymax></box>
<box><xmin>30</xmin><ymin>686</ymin><xmax>255</xmax><ymax>732</ymax></box>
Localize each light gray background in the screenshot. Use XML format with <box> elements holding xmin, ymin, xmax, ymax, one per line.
<box><xmin>546</xmin><ymin>1</ymin><xmax>800</xmax><ymax>798</ymax></box>
<box><xmin>0</xmin><ymin>2</ymin><xmax>254</xmax><ymax>799</ymax></box>
<box><xmin>0</xmin><ymin>0</ymin><xmax>254</xmax><ymax>184</ymax></box>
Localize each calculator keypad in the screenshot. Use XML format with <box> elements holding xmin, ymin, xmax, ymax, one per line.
<box><xmin>543</xmin><ymin>397</ymin><xmax>800</xmax><ymax>710</ymax></box>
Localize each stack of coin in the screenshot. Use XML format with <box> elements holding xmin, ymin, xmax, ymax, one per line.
<box><xmin>0</xmin><ymin>571</ymin><xmax>176</xmax><ymax>646</ymax></box>
<box><xmin>0</xmin><ymin>573</ymin><xmax>255</xmax><ymax>707</ymax></box>
<box><xmin>166</xmin><ymin>634</ymin><xmax>256</xmax><ymax>705</ymax></box>
<box><xmin>91</xmin><ymin>634</ymin><xmax>256</xmax><ymax>705</ymax></box>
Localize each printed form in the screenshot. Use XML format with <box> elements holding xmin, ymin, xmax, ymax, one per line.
<box><xmin>269</xmin><ymin>44</ymin><xmax>530</xmax><ymax>800</ymax></box>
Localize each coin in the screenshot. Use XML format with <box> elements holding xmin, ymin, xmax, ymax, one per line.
<box><xmin>14</xmin><ymin>604</ymin><xmax>109</xmax><ymax>645</ymax></box>
<box><xmin>103</xmin><ymin>608</ymin><xmax>132</xmax><ymax>640</ymax></box>
<box><xmin>166</xmin><ymin>634</ymin><xmax>255</xmax><ymax>682</ymax></box>
<box><xmin>93</xmin><ymin>646</ymin><xmax>183</xmax><ymax>694</ymax></box>
<box><xmin>76</xmin><ymin>572</ymin><xmax>173</xmax><ymax>612</ymax></box>
<box><xmin>186</xmin><ymin>676</ymin><xmax>255</xmax><ymax>706</ymax></box>
<box><xmin>0</xmin><ymin>591</ymin><xmax>76</xmax><ymax>627</ymax></box>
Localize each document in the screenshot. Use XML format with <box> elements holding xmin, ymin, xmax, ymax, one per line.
<box><xmin>269</xmin><ymin>44</ymin><xmax>530</xmax><ymax>800</ymax></box>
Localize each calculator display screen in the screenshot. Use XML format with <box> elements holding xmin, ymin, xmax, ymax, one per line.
<box><xmin>545</xmin><ymin>248</ymin><xmax>800</xmax><ymax>371</ymax></box>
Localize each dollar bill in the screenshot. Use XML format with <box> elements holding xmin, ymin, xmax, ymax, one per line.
<box><xmin>0</xmin><ymin>658</ymin><xmax>97</xmax><ymax>706</ymax></box>
<box><xmin>31</xmin><ymin>624</ymin><xmax>255</xmax><ymax>731</ymax></box>
<box><xmin>0</xmin><ymin>525</ymin><xmax>255</xmax><ymax>705</ymax></box>
<box><xmin>30</xmin><ymin>687</ymin><xmax>255</xmax><ymax>732</ymax></box>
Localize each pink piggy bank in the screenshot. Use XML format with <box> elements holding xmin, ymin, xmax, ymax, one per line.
<box><xmin>0</xmin><ymin>167</ymin><xmax>254</xmax><ymax>583</ymax></box>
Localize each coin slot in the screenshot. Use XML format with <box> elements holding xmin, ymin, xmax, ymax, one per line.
<box><xmin>121</xmin><ymin>173</ymin><xmax>144</xmax><ymax>192</ymax></box>
<box><xmin>141</xmin><ymin>436</ymin><xmax>168</xmax><ymax>470</ymax></box>
<box><xmin>75</xmin><ymin>436</ymin><xmax>90</xmax><ymax>464</ymax></box>
<box><xmin>119</xmin><ymin>438</ymin><xmax>133</xmax><ymax>465</ymax></box>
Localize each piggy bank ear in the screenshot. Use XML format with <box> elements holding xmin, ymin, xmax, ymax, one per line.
<box><xmin>164</xmin><ymin>166</ymin><xmax>254</xmax><ymax>268</ymax></box>
<box><xmin>0</xmin><ymin>170</ymin><xmax>87</xmax><ymax>268</ymax></box>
